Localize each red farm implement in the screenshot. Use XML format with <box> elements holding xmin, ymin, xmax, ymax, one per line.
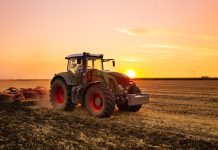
<box><xmin>0</xmin><ymin>87</ymin><xmax>48</xmax><ymax>102</ymax></box>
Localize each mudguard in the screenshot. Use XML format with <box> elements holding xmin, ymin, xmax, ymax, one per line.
<box><xmin>51</xmin><ymin>72</ymin><xmax>78</xmax><ymax>86</ymax></box>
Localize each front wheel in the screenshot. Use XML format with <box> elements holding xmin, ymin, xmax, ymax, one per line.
<box><xmin>85</xmin><ymin>83</ymin><xmax>115</xmax><ymax>118</ymax></box>
<box><xmin>50</xmin><ymin>78</ymin><xmax>75</xmax><ymax>111</ymax></box>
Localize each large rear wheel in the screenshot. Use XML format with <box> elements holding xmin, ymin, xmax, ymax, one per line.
<box><xmin>85</xmin><ymin>83</ymin><xmax>115</xmax><ymax>118</ymax></box>
<box><xmin>50</xmin><ymin>78</ymin><xmax>75</xmax><ymax>111</ymax></box>
<box><xmin>117</xmin><ymin>85</ymin><xmax>142</xmax><ymax>112</ymax></box>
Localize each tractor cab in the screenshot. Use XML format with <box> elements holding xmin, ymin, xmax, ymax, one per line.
<box><xmin>66</xmin><ymin>52</ymin><xmax>115</xmax><ymax>83</ymax></box>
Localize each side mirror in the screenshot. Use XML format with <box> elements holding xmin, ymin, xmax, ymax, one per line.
<box><xmin>77</xmin><ymin>58</ymin><xmax>81</xmax><ymax>64</ymax></box>
<box><xmin>112</xmin><ymin>60</ymin><xmax>115</xmax><ymax>67</ymax></box>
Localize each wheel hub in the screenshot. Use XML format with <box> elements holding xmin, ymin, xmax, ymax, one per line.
<box><xmin>95</xmin><ymin>97</ymin><xmax>102</xmax><ymax>106</ymax></box>
<box><xmin>89</xmin><ymin>93</ymin><xmax>103</xmax><ymax>112</ymax></box>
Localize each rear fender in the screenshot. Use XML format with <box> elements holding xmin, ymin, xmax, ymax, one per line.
<box><xmin>51</xmin><ymin>72</ymin><xmax>78</xmax><ymax>86</ymax></box>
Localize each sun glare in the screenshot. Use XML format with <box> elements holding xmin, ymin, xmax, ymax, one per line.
<box><xmin>125</xmin><ymin>70</ymin><xmax>136</xmax><ymax>78</ymax></box>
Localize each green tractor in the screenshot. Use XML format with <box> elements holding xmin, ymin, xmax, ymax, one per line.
<box><xmin>50</xmin><ymin>52</ymin><xmax>149</xmax><ymax>118</ymax></box>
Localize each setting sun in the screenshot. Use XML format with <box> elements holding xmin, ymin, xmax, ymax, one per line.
<box><xmin>125</xmin><ymin>70</ymin><xmax>136</xmax><ymax>78</ymax></box>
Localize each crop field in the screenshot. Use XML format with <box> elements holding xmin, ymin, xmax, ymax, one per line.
<box><xmin>0</xmin><ymin>80</ymin><xmax>218</xmax><ymax>149</ymax></box>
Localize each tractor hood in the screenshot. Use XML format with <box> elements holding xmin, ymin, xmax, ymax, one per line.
<box><xmin>107</xmin><ymin>71</ymin><xmax>130</xmax><ymax>88</ymax></box>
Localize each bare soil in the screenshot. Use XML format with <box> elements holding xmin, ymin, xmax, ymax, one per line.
<box><xmin>0</xmin><ymin>80</ymin><xmax>218</xmax><ymax>149</ymax></box>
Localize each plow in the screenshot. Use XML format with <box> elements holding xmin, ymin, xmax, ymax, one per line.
<box><xmin>0</xmin><ymin>86</ymin><xmax>48</xmax><ymax>102</ymax></box>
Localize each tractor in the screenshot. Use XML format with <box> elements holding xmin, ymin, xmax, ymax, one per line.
<box><xmin>50</xmin><ymin>52</ymin><xmax>149</xmax><ymax>118</ymax></box>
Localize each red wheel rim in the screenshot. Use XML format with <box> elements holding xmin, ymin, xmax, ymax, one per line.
<box><xmin>89</xmin><ymin>93</ymin><xmax>103</xmax><ymax>112</ymax></box>
<box><xmin>54</xmin><ymin>86</ymin><xmax>64</xmax><ymax>105</ymax></box>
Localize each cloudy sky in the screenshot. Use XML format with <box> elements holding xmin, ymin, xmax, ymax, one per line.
<box><xmin>0</xmin><ymin>0</ymin><xmax>218</xmax><ymax>78</ymax></box>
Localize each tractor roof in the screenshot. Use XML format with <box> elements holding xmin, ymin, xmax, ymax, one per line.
<box><xmin>65</xmin><ymin>52</ymin><xmax>103</xmax><ymax>59</ymax></box>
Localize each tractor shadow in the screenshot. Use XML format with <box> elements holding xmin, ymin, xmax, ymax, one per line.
<box><xmin>0</xmin><ymin>95</ymin><xmax>145</xmax><ymax>120</ymax></box>
<box><xmin>0</xmin><ymin>100</ymin><xmax>36</xmax><ymax>113</ymax></box>
<box><xmin>0</xmin><ymin>95</ymin><xmax>51</xmax><ymax>113</ymax></box>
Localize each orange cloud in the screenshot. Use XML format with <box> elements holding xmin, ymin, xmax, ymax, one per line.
<box><xmin>119</xmin><ymin>57</ymin><xmax>145</xmax><ymax>62</ymax></box>
<box><xmin>113</xmin><ymin>27</ymin><xmax>150</xmax><ymax>36</ymax></box>
<box><xmin>114</xmin><ymin>27</ymin><xmax>218</xmax><ymax>41</ymax></box>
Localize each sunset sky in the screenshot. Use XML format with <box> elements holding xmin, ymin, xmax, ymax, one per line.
<box><xmin>0</xmin><ymin>0</ymin><xmax>218</xmax><ymax>79</ymax></box>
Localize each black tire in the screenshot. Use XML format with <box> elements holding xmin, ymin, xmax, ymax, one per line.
<box><xmin>117</xmin><ymin>85</ymin><xmax>142</xmax><ymax>112</ymax></box>
<box><xmin>50</xmin><ymin>78</ymin><xmax>75</xmax><ymax>111</ymax></box>
<box><xmin>85</xmin><ymin>83</ymin><xmax>115</xmax><ymax>118</ymax></box>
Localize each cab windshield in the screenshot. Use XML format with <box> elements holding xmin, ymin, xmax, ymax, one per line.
<box><xmin>87</xmin><ymin>58</ymin><xmax>103</xmax><ymax>70</ymax></box>
<box><xmin>67</xmin><ymin>57</ymin><xmax>114</xmax><ymax>73</ymax></box>
<box><xmin>67</xmin><ymin>58</ymin><xmax>82</xmax><ymax>74</ymax></box>
<box><xmin>67</xmin><ymin>57</ymin><xmax>103</xmax><ymax>74</ymax></box>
